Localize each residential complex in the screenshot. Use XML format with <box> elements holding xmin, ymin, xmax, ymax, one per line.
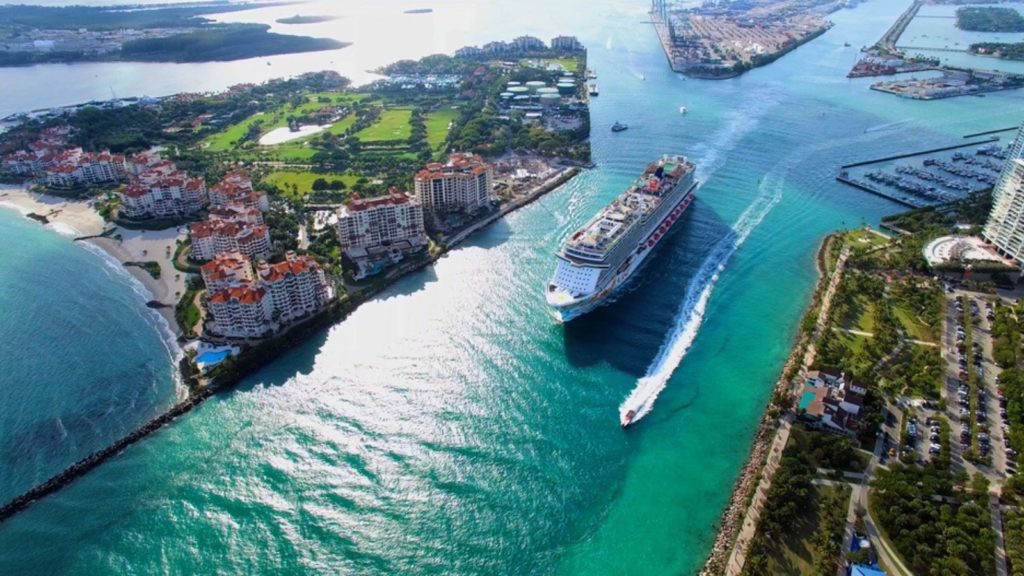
<box><xmin>200</xmin><ymin>252</ymin><xmax>256</xmax><ymax>292</ymax></box>
<box><xmin>257</xmin><ymin>252</ymin><xmax>331</xmax><ymax>323</ymax></box>
<box><xmin>455</xmin><ymin>35</ymin><xmax>583</xmax><ymax>58</ymax></box>
<box><xmin>983</xmin><ymin>123</ymin><xmax>1024</xmax><ymax>264</ymax></box>
<box><xmin>335</xmin><ymin>189</ymin><xmax>427</xmax><ymax>280</ymax></box>
<box><xmin>189</xmin><ymin>219</ymin><xmax>271</xmax><ymax>262</ymax></box>
<box><xmin>203</xmin><ymin>251</ymin><xmax>330</xmax><ymax>339</ymax></box>
<box><xmin>207</xmin><ymin>286</ymin><xmax>275</xmax><ymax>340</ymax></box>
<box><xmin>119</xmin><ymin>172</ymin><xmax>208</xmax><ymax>220</ymax></box>
<box><xmin>43</xmin><ymin>149</ymin><xmax>126</xmax><ymax>189</ymax></box>
<box><xmin>209</xmin><ymin>170</ymin><xmax>269</xmax><ymax>212</ymax></box>
<box><xmin>800</xmin><ymin>368</ymin><xmax>869</xmax><ymax>435</ymax></box>
<box><xmin>414</xmin><ymin>153</ymin><xmax>494</xmax><ymax>216</ymax></box>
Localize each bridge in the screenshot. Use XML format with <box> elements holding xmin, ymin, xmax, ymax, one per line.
<box><xmin>877</xmin><ymin>0</ymin><xmax>922</xmax><ymax>53</ymax></box>
<box><xmin>896</xmin><ymin>45</ymin><xmax>968</xmax><ymax>54</ymax></box>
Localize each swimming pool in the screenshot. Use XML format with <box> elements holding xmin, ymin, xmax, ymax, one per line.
<box><xmin>799</xmin><ymin>390</ymin><xmax>816</xmax><ymax>410</ymax></box>
<box><xmin>196</xmin><ymin>349</ymin><xmax>231</xmax><ymax>365</ymax></box>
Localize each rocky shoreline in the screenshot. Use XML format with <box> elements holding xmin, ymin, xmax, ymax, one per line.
<box><xmin>698</xmin><ymin>234</ymin><xmax>835</xmax><ymax>576</ymax></box>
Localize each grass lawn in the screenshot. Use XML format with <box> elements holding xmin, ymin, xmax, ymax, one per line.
<box><xmin>263</xmin><ymin>170</ymin><xmax>359</xmax><ymax>202</ymax></box>
<box><xmin>326</xmin><ymin>112</ymin><xmax>358</xmax><ymax>136</ymax></box>
<box><xmin>202</xmin><ymin>93</ymin><xmax>368</xmax><ymax>152</ymax></box>
<box><xmin>840</xmin><ymin>295</ymin><xmax>877</xmax><ymax>333</ymax></box>
<box><xmin>845</xmin><ymin>228</ymin><xmax>890</xmax><ymax>251</ymax></box>
<box><xmin>893</xmin><ymin>303</ymin><xmax>936</xmax><ymax>342</ymax></box>
<box><xmin>203</xmin><ymin>112</ymin><xmax>266</xmax><ymax>152</ymax></box>
<box><xmin>356</xmin><ymin>107</ymin><xmax>413</xmax><ymax>141</ymax></box>
<box><xmin>522</xmin><ymin>57</ymin><xmax>581</xmax><ymax>74</ymax></box>
<box><xmin>766</xmin><ymin>485</ymin><xmax>850</xmax><ymax>575</ymax></box>
<box><xmin>425</xmin><ymin>106</ymin><xmax>459</xmax><ymax>155</ymax></box>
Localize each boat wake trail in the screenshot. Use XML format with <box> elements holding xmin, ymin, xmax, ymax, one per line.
<box><xmin>619</xmin><ymin>175</ymin><xmax>783</xmax><ymax>427</ymax></box>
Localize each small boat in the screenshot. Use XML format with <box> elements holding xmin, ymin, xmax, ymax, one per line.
<box><xmin>844</xmin><ymin>42</ymin><xmax>851</xmax><ymax>47</ymax></box>
<box><xmin>588</xmin><ymin>83</ymin><xmax>599</xmax><ymax>96</ymax></box>
<box><xmin>621</xmin><ymin>409</ymin><xmax>637</xmax><ymax>428</ymax></box>
<box><xmin>679</xmin><ymin>105</ymin><xmax>687</xmax><ymax>114</ymax></box>
<box><xmin>611</xmin><ymin>122</ymin><xmax>628</xmax><ymax>132</ymax></box>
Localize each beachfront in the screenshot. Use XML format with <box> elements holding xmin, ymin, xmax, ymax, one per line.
<box><xmin>0</xmin><ymin>186</ymin><xmax>186</xmax><ymax>333</ymax></box>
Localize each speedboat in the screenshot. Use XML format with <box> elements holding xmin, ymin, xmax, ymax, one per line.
<box><xmin>679</xmin><ymin>106</ymin><xmax>687</xmax><ymax>114</ymax></box>
<box><xmin>621</xmin><ymin>409</ymin><xmax>637</xmax><ymax>428</ymax></box>
<box><xmin>611</xmin><ymin>121</ymin><xmax>628</xmax><ymax>132</ymax></box>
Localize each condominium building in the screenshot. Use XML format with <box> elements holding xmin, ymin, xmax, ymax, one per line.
<box><xmin>511</xmin><ymin>35</ymin><xmax>546</xmax><ymax>51</ymax></box>
<box><xmin>257</xmin><ymin>251</ymin><xmax>330</xmax><ymax>322</ymax></box>
<box><xmin>209</xmin><ymin>170</ymin><xmax>268</xmax><ymax>212</ymax></box>
<box><xmin>119</xmin><ymin>172</ymin><xmax>208</xmax><ymax>220</ymax></box>
<box><xmin>983</xmin><ymin>124</ymin><xmax>1024</xmax><ymax>264</ymax></box>
<box><xmin>551</xmin><ymin>35</ymin><xmax>583</xmax><ymax>51</ymax></box>
<box><xmin>43</xmin><ymin>149</ymin><xmax>127</xmax><ymax>189</ymax></box>
<box><xmin>206</xmin><ymin>286</ymin><xmax>274</xmax><ymax>339</ymax></box>
<box><xmin>413</xmin><ymin>153</ymin><xmax>494</xmax><ymax>216</ymax></box>
<box><xmin>209</xmin><ymin>203</ymin><xmax>264</xmax><ymax>226</ymax></box>
<box><xmin>189</xmin><ymin>219</ymin><xmax>271</xmax><ymax>262</ymax></box>
<box><xmin>200</xmin><ymin>252</ymin><xmax>255</xmax><ymax>292</ymax></box>
<box><xmin>336</xmin><ymin>190</ymin><xmax>427</xmax><ymax>250</ymax></box>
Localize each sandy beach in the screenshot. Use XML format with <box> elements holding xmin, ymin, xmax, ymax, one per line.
<box><xmin>0</xmin><ymin>185</ymin><xmax>186</xmax><ymax>335</ymax></box>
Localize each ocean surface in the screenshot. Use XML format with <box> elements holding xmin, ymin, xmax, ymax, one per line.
<box><xmin>1</xmin><ymin>0</ymin><xmax>1022</xmax><ymax>574</ymax></box>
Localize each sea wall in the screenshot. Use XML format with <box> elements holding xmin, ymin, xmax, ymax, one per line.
<box><xmin>0</xmin><ymin>165</ymin><xmax>583</xmax><ymax>524</ymax></box>
<box><xmin>698</xmin><ymin>234</ymin><xmax>835</xmax><ymax>576</ymax></box>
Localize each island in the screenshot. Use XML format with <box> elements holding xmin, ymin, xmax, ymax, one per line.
<box><xmin>956</xmin><ymin>6</ymin><xmax>1024</xmax><ymax>33</ymax></box>
<box><xmin>848</xmin><ymin>1</ymin><xmax>1024</xmax><ymax>100</ymax></box>
<box><xmin>971</xmin><ymin>42</ymin><xmax>1024</xmax><ymax>62</ymax></box>
<box><xmin>650</xmin><ymin>0</ymin><xmax>847</xmax><ymax>78</ymax></box>
<box><xmin>275</xmin><ymin>15</ymin><xmax>338</xmax><ymax>25</ymax></box>
<box><xmin>0</xmin><ymin>34</ymin><xmax>591</xmax><ymax>521</ymax></box>
<box><xmin>0</xmin><ymin>3</ymin><xmax>347</xmax><ymax>66</ymax></box>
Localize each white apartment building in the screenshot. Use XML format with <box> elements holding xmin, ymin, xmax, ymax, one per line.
<box><xmin>336</xmin><ymin>190</ymin><xmax>427</xmax><ymax>251</ymax></box>
<box><xmin>983</xmin><ymin>124</ymin><xmax>1024</xmax><ymax>264</ymax></box>
<box><xmin>413</xmin><ymin>153</ymin><xmax>494</xmax><ymax>216</ymax></box>
<box><xmin>257</xmin><ymin>252</ymin><xmax>330</xmax><ymax>323</ymax></box>
<box><xmin>206</xmin><ymin>286</ymin><xmax>274</xmax><ymax>339</ymax></box>
<box><xmin>189</xmin><ymin>220</ymin><xmax>271</xmax><ymax>262</ymax></box>
<box><xmin>119</xmin><ymin>173</ymin><xmax>208</xmax><ymax>220</ymax></box>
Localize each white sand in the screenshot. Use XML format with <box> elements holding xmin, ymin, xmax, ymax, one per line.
<box><xmin>0</xmin><ymin>186</ymin><xmax>187</xmax><ymax>335</ymax></box>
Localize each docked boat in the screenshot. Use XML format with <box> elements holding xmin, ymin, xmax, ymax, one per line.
<box><xmin>611</xmin><ymin>122</ymin><xmax>628</xmax><ymax>132</ymax></box>
<box><xmin>546</xmin><ymin>155</ymin><xmax>699</xmax><ymax>323</ymax></box>
<box><xmin>588</xmin><ymin>83</ymin><xmax>599</xmax><ymax>96</ymax></box>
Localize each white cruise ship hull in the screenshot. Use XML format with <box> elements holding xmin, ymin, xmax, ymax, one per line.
<box><xmin>547</xmin><ymin>182</ymin><xmax>697</xmax><ymax>322</ymax></box>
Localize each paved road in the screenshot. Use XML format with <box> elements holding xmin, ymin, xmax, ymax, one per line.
<box><xmin>993</xmin><ymin>495</ymin><xmax>1009</xmax><ymax>576</ymax></box>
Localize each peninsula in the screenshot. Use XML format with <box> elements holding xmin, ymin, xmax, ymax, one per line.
<box><xmin>0</xmin><ymin>3</ymin><xmax>347</xmax><ymax>66</ymax></box>
<box><xmin>650</xmin><ymin>0</ymin><xmax>845</xmax><ymax>78</ymax></box>
<box><xmin>0</xmin><ymin>35</ymin><xmax>591</xmax><ymax>521</ymax></box>
<box><xmin>275</xmin><ymin>15</ymin><xmax>338</xmax><ymax>25</ymax></box>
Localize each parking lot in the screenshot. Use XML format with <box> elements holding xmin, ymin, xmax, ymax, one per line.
<box><xmin>940</xmin><ymin>291</ymin><xmax>1016</xmax><ymax>482</ymax></box>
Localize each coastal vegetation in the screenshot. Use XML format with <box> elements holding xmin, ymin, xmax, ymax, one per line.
<box><xmin>739</xmin><ymin>431</ymin><xmax>854</xmax><ymax>576</ymax></box>
<box><xmin>276</xmin><ymin>15</ymin><xmax>337</xmax><ymax>25</ymax></box>
<box><xmin>119</xmin><ymin>24</ymin><xmax>347</xmax><ymax>63</ymax></box>
<box><xmin>175</xmin><ymin>278</ymin><xmax>203</xmax><ymax>338</ymax></box>
<box><xmin>0</xmin><ymin>4</ymin><xmax>348</xmax><ymax>66</ymax></box>
<box><xmin>124</xmin><ymin>261</ymin><xmax>161</xmax><ymax>280</ymax></box>
<box><xmin>956</xmin><ymin>7</ymin><xmax>1024</xmax><ymax>33</ymax></box>
<box><xmin>870</xmin><ymin>462</ymin><xmax>995</xmax><ymax>575</ymax></box>
<box><xmin>971</xmin><ymin>42</ymin><xmax>1024</xmax><ymax>62</ymax></box>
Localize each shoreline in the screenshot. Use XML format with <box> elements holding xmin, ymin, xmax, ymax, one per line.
<box><xmin>698</xmin><ymin>234</ymin><xmax>836</xmax><ymax>576</ymax></box>
<box><xmin>0</xmin><ymin>164</ymin><xmax>584</xmax><ymax>524</ymax></box>
<box><xmin>0</xmin><ymin>186</ymin><xmax>185</xmax><ymax>336</ymax></box>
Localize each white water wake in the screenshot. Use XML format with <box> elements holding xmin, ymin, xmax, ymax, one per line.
<box><xmin>619</xmin><ymin>175</ymin><xmax>783</xmax><ymax>425</ymax></box>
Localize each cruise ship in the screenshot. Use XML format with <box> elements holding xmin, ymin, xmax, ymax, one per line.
<box><xmin>546</xmin><ymin>155</ymin><xmax>698</xmax><ymax>322</ymax></box>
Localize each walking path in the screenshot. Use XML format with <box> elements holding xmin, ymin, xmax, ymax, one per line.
<box><xmin>832</xmin><ymin>326</ymin><xmax>938</xmax><ymax>347</ymax></box>
<box><xmin>993</xmin><ymin>495</ymin><xmax>1009</xmax><ymax>576</ymax></box>
<box><xmin>724</xmin><ymin>247</ymin><xmax>850</xmax><ymax>576</ymax></box>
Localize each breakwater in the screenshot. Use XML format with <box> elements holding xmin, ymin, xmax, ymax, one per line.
<box><xmin>0</xmin><ymin>165</ymin><xmax>583</xmax><ymax>524</ymax></box>
<box><xmin>698</xmin><ymin>235</ymin><xmax>836</xmax><ymax>576</ymax></box>
<box><xmin>839</xmin><ymin>136</ymin><xmax>999</xmax><ymax>169</ymax></box>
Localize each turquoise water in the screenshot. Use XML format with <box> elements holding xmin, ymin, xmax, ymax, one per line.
<box><xmin>800</xmin><ymin>390</ymin><xmax>817</xmax><ymax>410</ymax></box>
<box><xmin>0</xmin><ymin>0</ymin><xmax>1022</xmax><ymax>574</ymax></box>
<box><xmin>195</xmin><ymin>350</ymin><xmax>230</xmax><ymax>364</ymax></box>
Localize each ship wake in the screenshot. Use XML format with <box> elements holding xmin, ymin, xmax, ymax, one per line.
<box><xmin>619</xmin><ymin>176</ymin><xmax>783</xmax><ymax>427</ymax></box>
